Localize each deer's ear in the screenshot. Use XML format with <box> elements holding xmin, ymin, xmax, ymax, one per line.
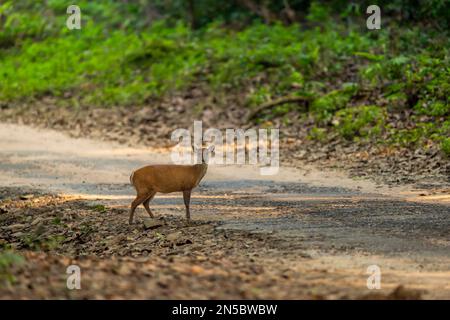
<box><xmin>207</xmin><ymin>145</ymin><xmax>215</xmax><ymax>153</ymax></box>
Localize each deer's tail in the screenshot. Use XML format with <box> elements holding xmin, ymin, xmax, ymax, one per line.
<box><xmin>129</xmin><ymin>171</ymin><xmax>135</xmax><ymax>186</ymax></box>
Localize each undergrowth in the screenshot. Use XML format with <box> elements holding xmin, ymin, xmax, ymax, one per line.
<box><xmin>0</xmin><ymin>1</ymin><xmax>448</xmax><ymax>153</ymax></box>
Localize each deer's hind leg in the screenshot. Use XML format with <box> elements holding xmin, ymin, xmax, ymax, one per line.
<box><xmin>142</xmin><ymin>191</ymin><xmax>156</xmax><ymax>218</ymax></box>
<box><xmin>129</xmin><ymin>192</ymin><xmax>150</xmax><ymax>224</ymax></box>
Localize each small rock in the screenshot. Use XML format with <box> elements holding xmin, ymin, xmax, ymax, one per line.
<box><xmin>2</xmin><ymin>223</ymin><xmax>27</xmax><ymax>231</ymax></box>
<box><xmin>12</xmin><ymin>231</ymin><xmax>24</xmax><ymax>238</ymax></box>
<box><xmin>195</xmin><ymin>255</ymin><xmax>207</xmax><ymax>262</ymax></box>
<box><xmin>142</xmin><ymin>218</ymin><xmax>164</xmax><ymax>230</ymax></box>
<box><xmin>166</xmin><ymin>231</ymin><xmax>183</xmax><ymax>242</ymax></box>
<box><xmin>190</xmin><ymin>265</ymin><xmax>206</xmax><ymax>274</ymax></box>
<box><xmin>31</xmin><ymin>217</ymin><xmax>44</xmax><ymax>226</ymax></box>
<box><xmin>19</xmin><ymin>194</ymin><xmax>34</xmax><ymax>200</ymax></box>
<box><xmin>0</xmin><ymin>207</ymin><xmax>7</xmax><ymax>214</ymax></box>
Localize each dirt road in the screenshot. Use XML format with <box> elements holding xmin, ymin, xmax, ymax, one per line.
<box><xmin>0</xmin><ymin>123</ymin><xmax>449</xmax><ymax>299</ymax></box>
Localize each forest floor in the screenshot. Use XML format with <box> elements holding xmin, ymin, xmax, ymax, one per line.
<box><xmin>0</xmin><ymin>123</ymin><xmax>449</xmax><ymax>299</ymax></box>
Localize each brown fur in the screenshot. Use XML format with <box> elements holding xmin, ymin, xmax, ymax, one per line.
<box><xmin>128</xmin><ymin>163</ymin><xmax>208</xmax><ymax>224</ymax></box>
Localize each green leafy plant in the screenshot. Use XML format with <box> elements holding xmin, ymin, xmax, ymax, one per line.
<box><xmin>308</xmin><ymin>127</ymin><xmax>327</xmax><ymax>142</ymax></box>
<box><xmin>89</xmin><ymin>204</ymin><xmax>108</xmax><ymax>213</ymax></box>
<box><xmin>0</xmin><ymin>251</ymin><xmax>25</xmax><ymax>285</ymax></box>
<box><xmin>334</xmin><ymin>106</ymin><xmax>385</xmax><ymax>140</ymax></box>
<box><xmin>441</xmin><ymin>138</ymin><xmax>450</xmax><ymax>156</ymax></box>
<box><xmin>311</xmin><ymin>84</ymin><xmax>358</xmax><ymax>122</ymax></box>
<box><xmin>21</xmin><ymin>233</ymin><xmax>65</xmax><ymax>251</ymax></box>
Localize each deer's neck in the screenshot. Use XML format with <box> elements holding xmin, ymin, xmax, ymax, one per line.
<box><xmin>194</xmin><ymin>163</ymin><xmax>208</xmax><ymax>180</ymax></box>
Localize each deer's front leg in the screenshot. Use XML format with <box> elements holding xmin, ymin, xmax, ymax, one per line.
<box><xmin>183</xmin><ymin>190</ymin><xmax>191</xmax><ymax>224</ymax></box>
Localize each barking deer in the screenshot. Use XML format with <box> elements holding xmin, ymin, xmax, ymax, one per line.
<box><xmin>128</xmin><ymin>145</ymin><xmax>214</xmax><ymax>224</ymax></box>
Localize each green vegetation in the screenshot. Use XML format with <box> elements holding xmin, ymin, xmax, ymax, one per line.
<box><xmin>334</xmin><ymin>106</ymin><xmax>385</xmax><ymax>141</ymax></box>
<box><xmin>0</xmin><ymin>250</ymin><xmax>25</xmax><ymax>285</ymax></box>
<box><xmin>89</xmin><ymin>204</ymin><xmax>108</xmax><ymax>213</ymax></box>
<box><xmin>21</xmin><ymin>233</ymin><xmax>65</xmax><ymax>251</ymax></box>
<box><xmin>0</xmin><ymin>0</ymin><xmax>448</xmax><ymax>153</ymax></box>
<box><xmin>441</xmin><ymin>138</ymin><xmax>450</xmax><ymax>156</ymax></box>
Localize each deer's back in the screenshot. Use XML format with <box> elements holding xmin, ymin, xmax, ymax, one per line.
<box><xmin>132</xmin><ymin>164</ymin><xmax>206</xmax><ymax>193</ymax></box>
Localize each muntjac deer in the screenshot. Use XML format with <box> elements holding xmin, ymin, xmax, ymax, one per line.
<box><xmin>128</xmin><ymin>145</ymin><xmax>214</xmax><ymax>224</ymax></box>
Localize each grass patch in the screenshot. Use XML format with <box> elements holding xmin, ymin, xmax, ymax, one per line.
<box><xmin>441</xmin><ymin>138</ymin><xmax>450</xmax><ymax>157</ymax></box>
<box><xmin>21</xmin><ymin>233</ymin><xmax>65</xmax><ymax>251</ymax></box>
<box><xmin>89</xmin><ymin>204</ymin><xmax>108</xmax><ymax>214</ymax></box>
<box><xmin>333</xmin><ymin>105</ymin><xmax>385</xmax><ymax>141</ymax></box>
<box><xmin>0</xmin><ymin>251</ymin><xmax>25</xmax><ymax>285</ymax></box>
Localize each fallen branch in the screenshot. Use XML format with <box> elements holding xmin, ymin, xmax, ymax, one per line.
<box><xmin>246</xmin><ymin>95</ymin><xmax>311</xmax><ymax>122</ymax></box>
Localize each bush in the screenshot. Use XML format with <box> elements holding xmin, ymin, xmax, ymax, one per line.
<box><xmin>0</xmin><ymin>251</ymin><xmax>25</xmax><ymax>285</ymax></box>
<box><xmin>441</xmin><ymin>138</ymin><xmax>450</xmax><ymax>156</ymax></box>
<box><xmin>311</xmin><ymin>84</ymin><xmax>359</xmax><ymax>122</ymax></box>
<box><xmin>334</xmin><ymin>106</ymin><xmax>384</xmax><ymax>140</ymax></box>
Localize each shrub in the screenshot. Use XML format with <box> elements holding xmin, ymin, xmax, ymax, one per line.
<box><xmin>0</xmin><ymin>251</ymin><xmax>25</xmax><ymax>285</ymax></box>
<box><xmin>441</xmin><ymin>138</ymin><xmax>450</xmax><ymax>156</ymax></box>
<box><xmin>333</xmin><ymin>106</ymin><xmax>384</xmax><ymax>140</ymax></box>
